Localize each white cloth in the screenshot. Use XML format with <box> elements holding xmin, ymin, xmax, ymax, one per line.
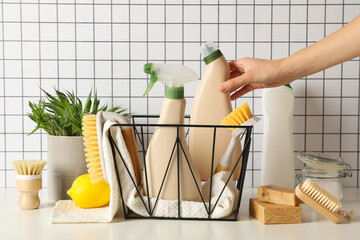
<box><xmin>50</xmin><ymin>120</ymin><xmax>122</xmax><ymax>223</ymax></box>
<box><xmin>125</xmin><ymin>171</ymin><xmax>238</xmax><ymax>218</ymax></box>
<box><xmin>50</xmin><ymin>201</ymin><xmax>113</xmax><ymax>223</ymax></box>
<box><xmin>50</xmin><ymin>119</ymin><xmax>238</xmax><ymax>222</ymax></box>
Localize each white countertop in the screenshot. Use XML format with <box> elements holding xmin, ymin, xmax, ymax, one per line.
<box><xmin>0</xmin><ymin>188</ymin><xmax>359</xmax><ymax>240</ymax></box>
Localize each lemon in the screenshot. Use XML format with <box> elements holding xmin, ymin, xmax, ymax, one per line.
<box><xmin>67</xmin><ymin>174</ymin><xmax>110</xmax><ymax>209</ymax></box>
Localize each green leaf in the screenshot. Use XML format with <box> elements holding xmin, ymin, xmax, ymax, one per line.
<box><xmin>84</xmin><ymin>91</ymin><xmax>92</xmax><ymax>114</ymax></box>
<box><xmin>27</xmin><ymin>88</ymin><xmax>130</xmax><ymax>136</ymax></box>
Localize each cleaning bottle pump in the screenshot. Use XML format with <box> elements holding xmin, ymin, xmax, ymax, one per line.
<box><xmin>143</xmin><ymin>63</ymin><xmax>202</xmax><ymax>202</ymax></box>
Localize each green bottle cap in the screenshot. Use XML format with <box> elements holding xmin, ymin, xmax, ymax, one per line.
<box><xmin>165</xmin><ymin>86</ymin><xmax>184</xmax><ymax>99</ymax></box>
<box><xmin>203</xmin><ymin>49</ymin><xmax>223</xmax><ymax>65</ymax></box>
<box><xmin>284</xmin><ymin>84</ymin><xmax>292</xmax><ymax>89</ymax></box>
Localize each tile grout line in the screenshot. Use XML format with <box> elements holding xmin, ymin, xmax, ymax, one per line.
<box><xmin>251</xmin><ymin>0</ymin><xmax>255</xmax><ymax>187</ymax></box>
<box><xmin>289</xmin><ymin>0</ymin><xmax>297</xmax><ymax>169</ymax></box>
<box><xmin>1</xmin><ymin>76</ymin><xmax>359</xmax><ymax>80</ymax></box>
<box><xmin>111</xmin><ymin>0</ymin><xmax>113</xmax><ymax>107</ymax></box>
<box><xmin>0</xmin><ymin>39</ymin><xmax>358</xmax><ymax>44</ymax></box>
<box><xmin>2</xmin><ymin>131</ymin><xmax>360</xmax><ymax>136</ymax></box>
<box><xmin>182</xmin><ymin>0</ymin><xmax>184</xmax><ymax>66</ymax></box>
<box><xmin>20</xmin><ymin>0</ymin><xmax>24</xmax><ymax>161</ymax></box>
<box><xmin>199</xmin><ymin>0</ymin><xmax>202</xmax><ymax>78</ymax></box>
<box><xmin>93</xmin><ymin>0</ymin><xmax>96</xmax><ymax>91</ymax></box>
<box><xmin>128</xmin><ymin>0</ymin><xmax>131</xmax><ymax>117</ymax></box>
<box><xmin>56</xmin><ymin>0</ymin><xmax>59</xmax><ymax>90</ymax></box>
<box><xmin>322</xmin><ymin>1</ymin><xmax>326</xmax><ymax>154</ymax></box>
<box><xmin>270</xmin><ymin>0</ymin><xmax>273</xmax><ymax>61</ymax></box>
<box><xmin>1</xmin><ymin>149</ymin><xmax>360</xmax><ymax>154</ymax></box>
<box><xmin>358</xmin><ymin>47</ymin><xmax>360</xmax><ymax>187</ymax></box>
<box><xmin>1</xmin><ymin>0</ymin><xmax>7</xmax><ymax>186</ymax></box>
<box><xmin>2</xmin><ymin>95</ymin><xmax>360</xmax><ymax>100</ymax></box>
<box><xmin>146</xmin><ymin>0</ymin><xmax>149</xmax><ymax>138</ymax></box>
<box><xmin>2</xmin><ymin>56</ymin><xmax>360</xmax><ymax>61</ymax></box>
<box><xmin>1</xmin><ymin>2</ymin><xmax>360</xmax><ymax>6</ymax></box>
<box><xmin>304</xmin><ymin>0</ymin><xmax>309</xmax><ymax>155</ymax></box>
<box><xmin>0</xmin><ymin>21</ymin><xmax>356</xmax><ymax>25</ymax></box>
<box><xmin>38</xmin><ymin>0</ymin><xmax>43</xmax><ymax>160</ymax></box>
<box><xmin>74</xmin><ymin>1</ymin><xmax>78</xmax><ymax>96</ymax></box>
<box><xmin>164</xmin><ymin>0</ymin><xmax>166</xmax><ymax>64</ymax></box>
<box><xmin>217</xmin><ymin>0</ymin><xmax>219</xmax><ymax>47</ymax></box>
<box><xmin>339</xmin><ymin>0</ymin><xmax>345</xmax><ymax>158</ymax></box>
<box><xmin>234</xmin><ymin>0</ymin><xmax>237</xmax><ymax>110</ymax></box>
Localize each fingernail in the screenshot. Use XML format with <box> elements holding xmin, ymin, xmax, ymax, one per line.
<box><xmin>219</xmin><ymin>84</ymin><xmax>226</xmax><ymax>92</ymax></box>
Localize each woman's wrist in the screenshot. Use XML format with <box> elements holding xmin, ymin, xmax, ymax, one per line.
<box><xmin>277</xmin><ymin>55</ymin><xmax>305</xmax><ymax>84</ymax></box>
<box><xmin>276</xmin><ymin>57</ymin><xmax>295</xmax><ymax>83</ymax></box>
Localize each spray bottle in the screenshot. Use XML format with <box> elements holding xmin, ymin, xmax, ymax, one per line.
<box><xmin>143</xmin><ymin>63</ymin><xmax>202</xmax><ymax>201</ymax></box>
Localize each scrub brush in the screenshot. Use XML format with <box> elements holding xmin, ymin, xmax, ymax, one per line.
<box><xmin>12</xmin><ymin>160</ymin><xmax>46</xmax><ymax>210</ymax></box>
<box><xmin>83</xmin><ymin>112</ymin><xmax>141</xmax><ymax>185</ymax></box>
<box><xmin>295</xmin><ymin>179</ymin><xmax>354</xmax><ymax>224</ymax></box>
<box><xmin>215</xmin><ymin>102</ymin><xmax>257</xmax><ymax>173</ymax></box>
<box><xmin>220</xmin><ymin>102</ymin><xmax>253</xmax><ymax>131</ymax></box>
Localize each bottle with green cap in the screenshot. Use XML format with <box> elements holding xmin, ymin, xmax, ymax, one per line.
<box><xmin>189</xmin><ymin>41</ymin><xmax>242</xmax><ymax>181</ymax></box>
<box><xmin>261</xmin><ymin>84</ymin><xmax>295</xmax><ymax>188</ymax></box>
<box><xmin>143</xmin><ymin>63</ymin><xmax>202</xmax><ymax>202</ymax></box>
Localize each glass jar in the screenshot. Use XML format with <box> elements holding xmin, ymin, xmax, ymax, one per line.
<box><xmin>296</xmin><ymin>152</ymin><xmax>352</xmax><ymax>200</ymax></box>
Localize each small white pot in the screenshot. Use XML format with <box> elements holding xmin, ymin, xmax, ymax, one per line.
<box><xmin>47</xmin><ymin>135</ymin><xmax>88</xmax><ymax>201</ymax></box>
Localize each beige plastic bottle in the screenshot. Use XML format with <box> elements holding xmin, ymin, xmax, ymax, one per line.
<box><xmin>189</xmin><ymin>41</ymin><xmax>242</xmax><ymax>181</ymax></box>
<box><xmin>142</xmin><ymin>63</ymin><xmax>202</xmax><ymax>201</ymax></box>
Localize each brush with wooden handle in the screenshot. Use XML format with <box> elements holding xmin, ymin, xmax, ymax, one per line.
<box><xmin>12</xmin><ymin>160</ymin><xmax>46</xmax><ymax>210</ymax></box>
<box><xmin>214</xmin><ymin>102</ymin><xmax>255</xmax><ymax>174</ymax></box>
<box><xmin>295</xmin><ymin>178</ymin><xmax>354</xmax><ymax>224</ymax></box>
<box><xmin>83</xmin><ymin>112</ymin><xmax>141</xmax><ymax>186</ymax></box>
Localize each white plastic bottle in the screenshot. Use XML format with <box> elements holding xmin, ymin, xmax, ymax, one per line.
<box><xmin>143</xmin><ymin>63</ymin><xmax>202</xmax><ymax>201</ymax></box>
<box><xmin>261</xmin><ymin>84</ymin><xmax>295</xmax><ymax>188</ymax></box>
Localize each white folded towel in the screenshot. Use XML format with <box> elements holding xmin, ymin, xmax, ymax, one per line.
<box><xmin>50</xmin><ymin>119</ymin><xmax>239</xmax><ymax>223</ymax></box>
<box><xmin>50</xmin><ymin>120</ymin><xmax>123</xmax><ymax>223</ymax></box>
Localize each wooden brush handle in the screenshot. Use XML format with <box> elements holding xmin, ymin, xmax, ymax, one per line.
<box><xmin>16</xmin><ymin>179</ymin><xmax>42</xmax><ymax>210</ymax></box>
<box><xmin>122</xmin><ymin>128</ymin><xmax>142</xmax><ymax>186</ymax></box>
<box><xmin>295</xmin><ymin>183</ymin><xmax>344</xmax><ymax>224</ymax></box>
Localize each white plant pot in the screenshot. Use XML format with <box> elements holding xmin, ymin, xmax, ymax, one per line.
<box><xmin>47</xmin><ymin>135</ymin><xmax>88</xmax><ymax>201</ymax></box>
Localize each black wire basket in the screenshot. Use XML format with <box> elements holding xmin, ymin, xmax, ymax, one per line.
<box><xmin>108</xmin><ymin>115</ymin><xmax>253</xmax><ymax>221</ymax></box>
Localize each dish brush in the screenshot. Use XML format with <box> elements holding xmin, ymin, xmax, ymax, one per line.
<box><xmin>83</xmin><ymin>111</ymin><xmax>141</xmax><ymax>185</ymax></box>
<box><xmin>12</xmin><ymin>160</ymin><xmax>46</xmax><ymax>210</ymax></box>
<box><xmin>215</xmin><ymin>102</ymin><xmax>255</xmax><ymax>173</ymax></box>
<box><xmin>295</xmin><ymin>178</ymin><xmax>354</xmax><ymax>224</ymax></box>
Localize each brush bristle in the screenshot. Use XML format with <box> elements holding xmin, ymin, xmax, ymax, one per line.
<box><xmin>221</xmin><ymin>102</ymin><xmax>253</xmax><ymax>130</ymax></box>
<box><xmin>242</xmin><ymin>102</ymin><xmax>252</xmax><ymax>119</ymax></box>
<box><xmin>11</xmin><ymin>160</ymin><xmax>46</xmax><ymax>175</ymax></box>
<box><xmin>301</xmin><ymin>179</ymin><xmax>342</xmax><ymax>213</ymax></box>
<box><xmin>82</xmin><ymin>114</ymin><xmax>105</xmax><ymax>183</ymax></box>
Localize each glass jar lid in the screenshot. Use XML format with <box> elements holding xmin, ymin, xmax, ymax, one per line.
<box><xmin>297</xmin><ymin>151</ymin><xmax>352</xmax><ymax>174</ymax></box>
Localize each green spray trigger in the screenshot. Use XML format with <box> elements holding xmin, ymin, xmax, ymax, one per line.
<box><xmin>143</xmin><ymin>63</ymin><xmax>158</xmax><ymax>96</ymax></box>
<box><xmin>143</xmin><ymin>62</ymin><xmax>199</xmax><ymax>99</ymax></box>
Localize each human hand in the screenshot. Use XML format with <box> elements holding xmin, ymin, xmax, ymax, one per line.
<box><xmin>219</xmin><ymin>58</ymin><xmax>292</xmax><ymax>100</ymax></box>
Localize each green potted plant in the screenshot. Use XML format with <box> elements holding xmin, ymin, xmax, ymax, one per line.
<box><xmin>28</xmin><ymin>89</ymin><xmax>129</xmax><ymax>201</ymax></box>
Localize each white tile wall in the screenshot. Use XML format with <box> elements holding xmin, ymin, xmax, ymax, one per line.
<box><xmin>0</xmin><ymin>1</ymin><xmax>359</xmax><ymax>188</ymax></box>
